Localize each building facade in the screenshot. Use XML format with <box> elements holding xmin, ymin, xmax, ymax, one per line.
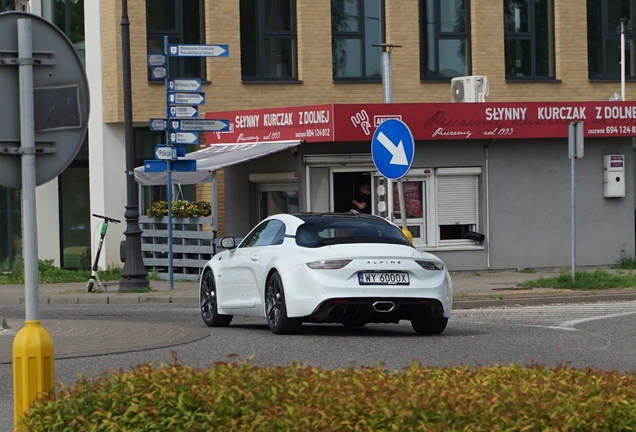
<box><xmin>0</xmin><ymin>0</ymin><xmax>634</xmax><ymax>273</ymax></box>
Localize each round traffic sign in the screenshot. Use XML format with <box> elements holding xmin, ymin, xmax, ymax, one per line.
<box><xmin>0</xmin><ymin>12</ymin><xmax>90</xmax><ymax>188</ymax></box>
<box><xmin>371</xmin><ymin>119</ymin><xmax>415</xmax><ymax>180</ymax></box>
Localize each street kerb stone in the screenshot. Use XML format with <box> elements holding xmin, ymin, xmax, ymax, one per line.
<box><xmin>0</xmin><ymin>318</ymin><xmax>210</xmax><ymax>364</ymax></box>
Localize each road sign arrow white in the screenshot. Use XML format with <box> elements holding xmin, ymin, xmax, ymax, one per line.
<box><xmin>377</xmin><ymin>132</ymin><xmax>408</xmax><ymax>165</ymax></box>
<box><xmin>169</xmin><ymin>132</ymin><xmax>199</xmax><ymax>144</ymax></box>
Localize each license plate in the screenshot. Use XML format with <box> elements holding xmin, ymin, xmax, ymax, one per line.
<box><xmin>358</xmin><ymin>272</ymin><xmax>409</xmax><ymax>285</ymax></box>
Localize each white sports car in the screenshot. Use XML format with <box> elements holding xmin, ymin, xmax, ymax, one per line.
<box><xmin>199</xmin><ymin>212</ymin><xmax>453</xmax><ymax>335</ymax></box>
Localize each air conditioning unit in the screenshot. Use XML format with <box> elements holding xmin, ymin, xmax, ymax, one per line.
<box><xmin>451</xmin><ymin>76</ymin><xmax>489</xmax><ymax>102</ymax></box>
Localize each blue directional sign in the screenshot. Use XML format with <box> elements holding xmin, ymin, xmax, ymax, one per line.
<box><xmin>371</xmin><ymin>119</ymin><xmax>414</xmax><ymax>180</ymax></box>
<box><xmin>168</xmin><ymin>44</ymin><xmax>229</xmax><ymax>57</ymax></box>
<box><xmin>144</xmin><ymin>159</ymin><xmax>197</xmax><ymax>173</ymax></box>
<box><xmin>167</xmin><ymin>92</ymin><xmax>205</xmax><ymax>105</ymax></box>
<box><xmin>155</xmin><ymin>146</ymin><xmax>177</xmax><ymax>160</ymax></box>
<box><xmin>151</xmin><ymin>67</ymin><xmax>165</xmax><ymax>80</ymax></box>
<box><xmin>167</xmin><ymin>78</ymin><xmax>202</xmax><ymax>92</ymax></box>
<box><xmin>167</xmin><ymin>106</ymin><xmax>199</xmax><ymax>118</ymax></box>
<box><xmin>155</xmin><ymin>144</ymin><xmax>186</xmax><ymax>159</ymax></box>
<box><xmin>147</xmin><ymin>54</ymin><xmax>165</xmax><ymax>66</ymax></box>
<box><xmin>149</xmin><ymin>118</ymin><xmax>167</xmax><ymax>131</ymax></box>
<box><xmin>169</xmin><ymin>132</ymin><xmax>199</xmax><ymax>144</ymax></box>
<box><xmin>170</xmin><ymin>119</ymin><xmax>230</xmax><ymax>132</ymax></box>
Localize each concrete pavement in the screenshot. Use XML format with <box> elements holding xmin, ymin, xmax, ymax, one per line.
<box><xmin>2</xmin><ymin>268</ymin><xmax>636</xmax><ymax>363</ymax></box>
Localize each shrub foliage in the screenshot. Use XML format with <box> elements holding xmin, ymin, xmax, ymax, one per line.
<box><xmin>20</xmin><ymin>356</ymin><xmax>636</xmax><ymax>431</ymax></box>
<box><xmin>146</xmin><ymin>200</ymin><xmax>212</xmax><ymax>218</ymax></box>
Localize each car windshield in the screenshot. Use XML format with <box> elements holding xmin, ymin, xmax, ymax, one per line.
<box><xmin>295</xmin><ymin>217</ymin><xmax>411</xmax><ymax>248</ymax></box>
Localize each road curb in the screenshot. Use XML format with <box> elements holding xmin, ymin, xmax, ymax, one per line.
<box><xmin>453</xmin><ymin>292</ymin><xmax>636</xmax><ymax>309</ymax></box>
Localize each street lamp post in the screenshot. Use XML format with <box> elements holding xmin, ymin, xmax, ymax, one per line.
<box><xmin>119</xmin><ymin>0</ymin><xmax>149</xmax><ymax>291</ymax></box>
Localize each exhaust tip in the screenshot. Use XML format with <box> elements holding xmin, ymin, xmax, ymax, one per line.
<box><xmin>372</xmin><ymin>301</ymin><xmax>395</xmax><ymax>312</ymax></box>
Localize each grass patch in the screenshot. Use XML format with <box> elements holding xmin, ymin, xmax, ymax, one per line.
<box><xmin>617</xmin><ymin>250</ymin><xmax>636</xmax><ymax>269</ymax></box>
<box><xmin>519</xmin><ymin>267</ymin><xmax>636</xmax><ymax>290</ymax></box>
<box><xmin>0</xmin><ymin>259</ymin><xmax>123</xmax><ymax>285</ymax></box>
<box><xmin>518</xmin><ymin>267</ymin><xmax>536</xmax><ymax>273</ymax></box>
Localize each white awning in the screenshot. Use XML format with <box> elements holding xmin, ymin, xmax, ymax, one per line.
<box><xmin>134</xmin><ymin>140</ymin><xmax>302</xmax><ymax>186</ymax></box>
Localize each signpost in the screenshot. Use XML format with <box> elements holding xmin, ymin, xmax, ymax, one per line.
<box><xmin>168</xmin><ymin>44</ymin><xmax>229</xmax><ymax>57</ymax></box>
<box><xmin>168</xmin><ymin>78</ymin><xmax>202</xmax><ymax>92</ymax></box>
<box><xmin>170</xmin><ymin>119</ymin><xmax>230</xmax><ymax>132</ymax></box>
<box><xmin>145</xmin><ymin>37</ymin><xmax>229</xmax><ymax>289</ymax></box>
<box><xmin>168</xmin><ymin>91</ymin><xmax>206</xmax><ymax>105</ymax></box>
<box><xmin>167</xmin><ymin>106</ymin><xmax>198</xmax><ymax>118</ymax></box>
<box><xmin>169</xmin><ymin>132</ymin><xmax>199</xmax><ymax>144</ymax></box>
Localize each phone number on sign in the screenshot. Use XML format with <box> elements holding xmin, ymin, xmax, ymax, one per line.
<box><xmin>589</xmin><ymin>126</ymin><xmax>636</xmax><ymax>135</ymax></box>
<box><xmin>304</xmin><ymin>128</ymin><xmax>331</xmax><ymax>138</ymax></box>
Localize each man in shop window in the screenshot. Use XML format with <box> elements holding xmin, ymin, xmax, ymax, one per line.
<box><xmin>352</xmin><ymin>183</ymin><xmax>371</xmax><ymax>214</ymax></box>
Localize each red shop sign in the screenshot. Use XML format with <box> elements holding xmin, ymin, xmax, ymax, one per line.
<box><xmin>206</xmin><ymin>101</ymin><xmax>636</xmax><ymax>144</ymax></box>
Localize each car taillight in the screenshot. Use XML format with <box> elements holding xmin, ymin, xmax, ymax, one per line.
<box><xmin>306</xmin><ymin>259</ymin><xmax>352</xmax><ymax>269</ymax></box>
<box><xmin>415</xmin><ymin>260</ymin><xmax>444</xmax><ymax>271</ymax></box>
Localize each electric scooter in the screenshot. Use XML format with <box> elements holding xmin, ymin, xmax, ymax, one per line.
<box><xmin>87</xmin><ymin>214</ymin><xmax>121</xmax><ymax>292</ymax></box>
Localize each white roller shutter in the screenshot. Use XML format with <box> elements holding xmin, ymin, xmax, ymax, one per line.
<box><xmin>436</xmin><ymin>175</ymin><xmax>477</xmax><ymax>225</ymax></box>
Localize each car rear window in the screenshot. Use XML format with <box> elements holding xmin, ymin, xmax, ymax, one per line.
<box><xmin>295</xmin><ymin>218</ymin><xmax>411</xmax><ymax>248</ymax></box>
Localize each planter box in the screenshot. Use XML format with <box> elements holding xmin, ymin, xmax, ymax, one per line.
<box><xmin>140</xmin><ymin>216</ymin><xmax>215</xmax><ymax>281</ymax></box>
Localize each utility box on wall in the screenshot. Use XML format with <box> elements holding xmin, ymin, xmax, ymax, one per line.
<box><xmin>604</xmin><ymin>154</ymin><xmax>625</xmax><ymax>198</ymax></box>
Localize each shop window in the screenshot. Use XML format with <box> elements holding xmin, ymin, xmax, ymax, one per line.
<box><xmin>331</xmin><ymin>0</ymin><xmax>384</xmax><ymax>80</ymax></box>
<box><xmin>146</xmin><ymin>0</ymin><xmax>206</xmax><ymax>81</ymax></box>
<box><xmin>504</xmin><ymin>0</ymin><xmax>555</xmax><ymax>79</ymax></box>
<box><xmin>420</xmin><ymin>0</ymin><xmax>470</xmax><ymax>80</ymax></box>
<box><xmin>587</xmin><ymin>0</ymin><xmax>635</xmax><ymax>79</ymax></box>
<box><xmin>435</xmin><ymin>173</ymin><xmax>478</xmax><ymax>245</ymax></box>
<box><xmin>240</xmin><ymin>0</ymin><xmax>298</xmax><ymax>81</ymax></box>
<box><xmin>386</xmin><ymin>168</ymin><xmax>481</xmax><ymax>248</ymax></box>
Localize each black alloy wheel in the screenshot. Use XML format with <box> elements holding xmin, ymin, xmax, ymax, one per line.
<box><xmin>411</xmin><ymin>317</ymin><xmax>448</xmax><ymax>335</ymax></box>
<box><xmin>265</xmin><ymin>272</ymin><xmax>302</xmax><ymax>335</ymax></box>
<box><xmin>200</xmin><ymin>270</ymin><xmax>232</xmax><ymax>327</ymax></box>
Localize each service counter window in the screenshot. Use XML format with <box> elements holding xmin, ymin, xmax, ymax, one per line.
<box><xmin>380</xmin><ymin>167</ymin><xmax>482</xmax><ymax>249</ymax></box>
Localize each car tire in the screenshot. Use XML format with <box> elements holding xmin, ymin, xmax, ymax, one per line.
<box><xmin>266</xmin><ymin>272</ymin><xmax>302</xmax><ymax>335</ymax></box>
<box><xmin>200</xmin><ymin>270</ymin><xmax>233</xmax><ymax>327</ymax></box>
<box><xmin>411</xmin><ymin>317</ymin><xmax>448</xmax><ymax>335</ymax></box>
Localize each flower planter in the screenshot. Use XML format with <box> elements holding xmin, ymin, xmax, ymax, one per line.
<box><xmin>139</xmin><ymin>216</ymin><xmax>215</xmax><ymax>281</ymax></box>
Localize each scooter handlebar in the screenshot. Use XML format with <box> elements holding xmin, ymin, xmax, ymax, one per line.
<box><xmin>92</xmin><ymin>214</ymin><xmax>121</xmax><ymax>224</ymax></box>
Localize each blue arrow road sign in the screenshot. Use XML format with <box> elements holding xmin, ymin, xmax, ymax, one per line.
<box><xmin>169</xmin><ymin>132</ymin><xmax>199</xmax><ymax>144</ymax></box>
<box><xmin>155</xmin><ymin>144</ymin><xmax>186</xmax><ymax>158</ymax></box>
<box><xmin>170</xmin><ymin>119</ymin><xmax>230</xmax><ymax>132</ymax></box>
<box><xmin>168</xmin><ymin>92</ymin><xmax>206</xmax><ymax>105</ymax></box>
<box><xmin>167</xmin><ymin>106</ymin><xmax>199</xmax><ymax>118</ymax></box>
<box><xmin>149</xmin><ymin>119</ymin><xmax>167</xmax><ymax>131</ymax></box>
<box><xmin>167</xmin><ymin>78</ymin><xmax>202</xmax><ymax>92</ymax></box>
<box><xmin>371</xmin><ymin>119</ymin><xmax>414</xmax><ymax>180</ymax></box>
<box><xmin>168</xmin><ymin>44</ymin><xmax>229</xmax><ymax>57</ymax></box>
<box><xmin>144</xmin><ymin>159</ymin><xmax>197</xmax><ymax>173</ymax></box>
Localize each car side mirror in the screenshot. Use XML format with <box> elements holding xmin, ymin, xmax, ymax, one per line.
<box><xmin>220</xmin><ymin>236</ymin><xmax>237</xmax><ymax>250</ymax></box>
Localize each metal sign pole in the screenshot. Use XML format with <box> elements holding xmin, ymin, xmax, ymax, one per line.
<box><xmin>164</xmin><ymin>35</ymin><xmax>174</xmax><ymax>289</ymax></box>
<box><xmin>568</xmin><ymin>122</ymin><xmax>583</xmax><ymax>281</ymax></box>
<box><xmin>13</xmin><ymin>17</ymin><xmax>55</xmax><ymax>426</ymax></box>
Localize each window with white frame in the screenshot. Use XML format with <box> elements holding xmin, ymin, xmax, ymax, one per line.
<box><xmin>386</xmin><ymin>167</ymin><xmax>481</xmax><ymax>248</ymax></box>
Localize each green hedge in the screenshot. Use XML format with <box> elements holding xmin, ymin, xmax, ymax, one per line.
<box><xmin>20</xmin><ymin>355</ymin><xmax>636</xmax><ymax>431</ymax></box>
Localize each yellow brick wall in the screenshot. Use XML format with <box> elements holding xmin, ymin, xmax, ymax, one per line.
<box><xmin>102</xmin><ymin>0</ymin><xmax>629</xmax><ymax>125</ymax></box>
<box><xmin>101</xmin><ymin>0</ymin><xmax>632</xmax><ymax>235</ymax></box>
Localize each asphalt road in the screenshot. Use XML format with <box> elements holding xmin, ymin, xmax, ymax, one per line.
<box><xmin>2</xmin><ymin>301</ymin><xmax>636</xmax><ymax>431</ymax></box>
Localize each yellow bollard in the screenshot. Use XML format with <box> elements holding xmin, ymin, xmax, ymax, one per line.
<box><xmin>402</xmin><ymin>227</ymin><xmax>413</xmax><ymax>244</ymax></box>
<box><xmin>13</xmin><ymin>320</ymin><xmax>54</xmax><ymax>430</ymax></box>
